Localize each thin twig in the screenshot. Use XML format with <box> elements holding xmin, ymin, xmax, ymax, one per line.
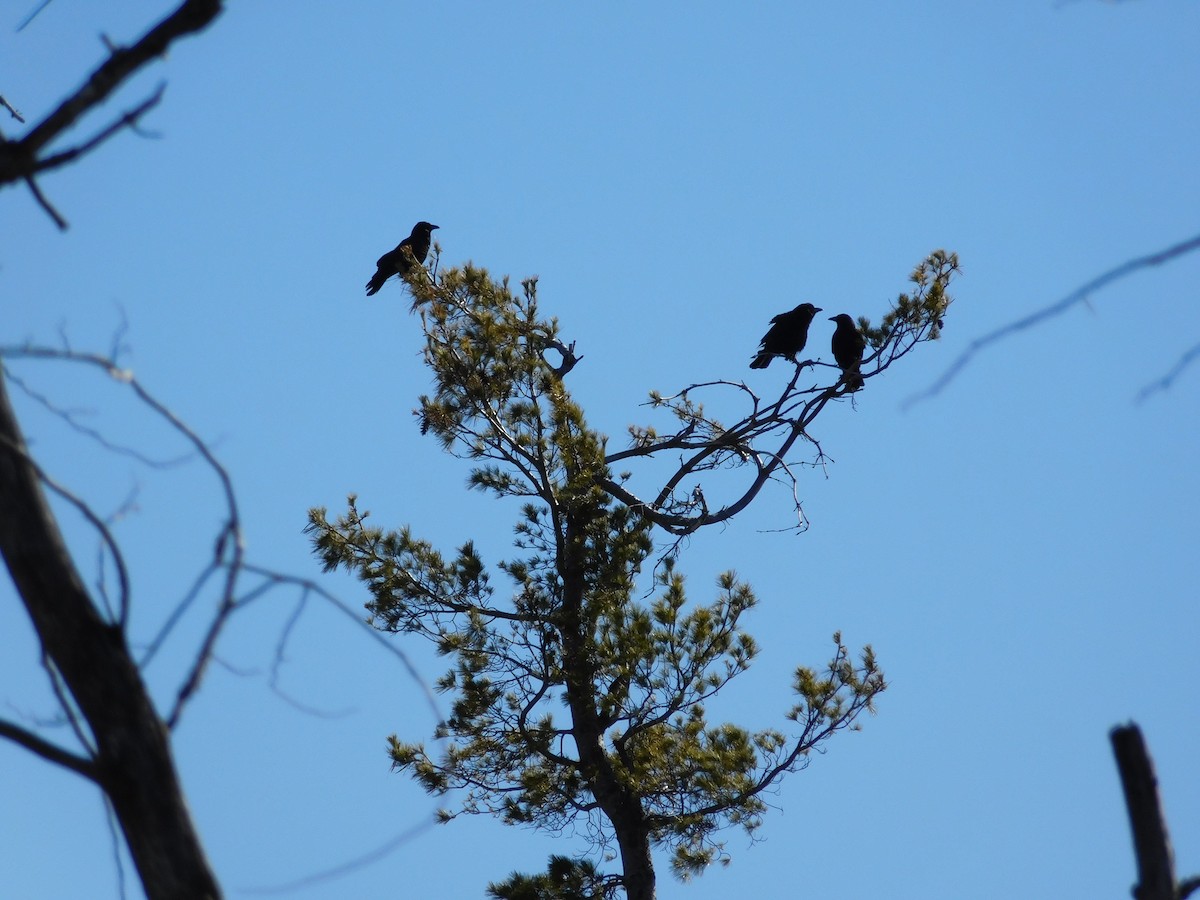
<box><xmin>16</xmin><ymin>0</ymin><xmax>57</xmax><ymax>31</ymax></box>
<box><xmin>239</xmin><ymin>563</ymin><xmax>445</xmax><ymax>731</ymax></box>
<box><xmin>242</xmin><ymin>814</ymin><xmax>441</xmax><ymax>895</ymax></box>
<box><xmin>1</xmin><ymin>343</ymin><xmax>242</xmax><ymax>726</ymax></box>
<box><xmin>40</xmin><ymin>652</ymin><xmax>97</xmax><ymax>759</ymax></box>
<box><xmin>23</xmin><ymin>175</ymin><xmax>67</xmax><ymax>229</ymax></box>
<box><xmin>908</xmin><ymin>232</ymin><xmax>1200</xmax><ymax>407</ymax></box>
<box><xmin>32</xmin><ymin>85</ymin><xmax>166</xmax><ymax>176</ymax></box>
<box><xmin>10</xmin><ymin>0</ymin><xmax>221</xmax><ymax>165</ymax></box>
<box><xmin>102</xmin><ymin>798</ymin><xmax>130</xmax><ymax>900</ymax></box>
<box><xmin>0</xmin><ymin>93</ymin><xmax>25</xmax><ymax>122</ymax></box>
<box><xmin>0</xmin><ymin>429</ymin><xmax>133</xmax><ymax>625</ymax></box>
<box><xmin>3</xmin><ymin>364</ymin><xmax>194</xmax><ymax>468</ymax></box>
<box><xmin>1136</xmin><ymin>341</ymin><xmax>1200</xmax><ymax>403</ymax></box>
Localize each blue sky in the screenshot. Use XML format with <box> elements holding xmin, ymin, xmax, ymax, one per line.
<box><xmin>3</xmin><ymin>2</ymin><xmax>1198</xmax><ymax>898</ymax></box>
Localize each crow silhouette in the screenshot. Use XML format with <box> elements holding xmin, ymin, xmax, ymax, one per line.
<box><xmin>749</xmin><ymin>303</ymin><xmax>822</xmax><ymax>369</ymax></box>
<box><xmin>829</xmin><ymin>313</ymin><xmax>866</xmax><ymax>390</ymax></box>
<box><xmin>366</xmin><ymin>221</ymin><xmax>439</xmax><ymax>296</ymax></box>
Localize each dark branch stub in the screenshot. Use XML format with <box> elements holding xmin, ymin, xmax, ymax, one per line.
<box><xmin>543</xmin><ymin>336</ymin><xmax>582</xmax><ymax>379</ymax></box>
<box><xmin>1110</xmin><ymin>722</ymin><xmax>1193</xmax><ymax>900</ymax></box>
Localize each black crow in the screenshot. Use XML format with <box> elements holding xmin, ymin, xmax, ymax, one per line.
<box><xmin>749</xmin><ymin>303</ymin><xmax>822</xmax><ymax>369</ymax></box>
<box><xmin>366</xmin><ymin>221</ymin><xmax>439</xmax><ymax>296</ymax></box>
<box><xmin>829</xmin><ymin>313</ymin><xmax>866</xmax><ymax>391</ymax></box>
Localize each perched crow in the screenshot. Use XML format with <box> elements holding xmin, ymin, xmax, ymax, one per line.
<box><xmin>365</xmin><ymin>221</ymin><xmax>439</xmax><ymax>296</ymax></box>
<box><xmin>829</xmin><ymin>313</ymin><xmax>866</xmax><ymax>390</ymax></box>
<box><xmin>749</xmin><ymin>303</ymin><xmax>822</xmax><ymax>369</ymax></box>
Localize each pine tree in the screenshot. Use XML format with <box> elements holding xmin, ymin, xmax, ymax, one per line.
<box><xmin>308</xmin><ymin>250</ymin><xmax>959</xmax><ymax>899</ymax></box>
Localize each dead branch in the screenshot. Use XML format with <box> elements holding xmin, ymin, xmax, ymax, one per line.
<box><xmin>0</xmin><ymin>364</ymin><xmax>223</xmax><ymax>899</ymax></box>
<box><xmin>1110</xmin><ymin>722</ymin><xmax>1197</xmax><ymax>900</ymax></box>
<box><xmin>1137</xmin><ymin>341</ymin><xmax>1200</xmax><ymax>403</ymax></box>
<box><xmin>3</xmin><ymin>343</ymin><xmax>244</xmax><ymax>727</ymax></box>
<box><xmin>909</xmin><ymin>232</ymin><xmax>1200</xmax><ymax>407</ymax></box>
<box><xmin>0</xmin><ymin>0</ymin><xmax>223</xmax><ymax>227</ymax></box>
<box><xmin>0</xmin><ymin>716</ymin><xmax>95</xmax><ymax>781</ymax></box>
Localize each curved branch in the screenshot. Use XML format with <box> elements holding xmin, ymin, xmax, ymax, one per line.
<box><xmin>1111</xmin><ymin>723</ymin><xmax>1177</xmax><ymax>900</ymax></box>
<box><xmin>0</xmin><ymin>426</ymin><xmax>132</xmax><ymax>625</ymax></box>
<box><xmin>1137</xmin><ymin>340</ymin><xmax>1200</xmax><ymax>403</ymax></box>
<box><xmin>908</xmin><ymin>232</ymin><xmax>1200</xmax><ymax>407</ymax></box>
<box><xmin>2</xmin><ymin>344</ymin><xmax>244</xmax><ymax>729</ymax></box>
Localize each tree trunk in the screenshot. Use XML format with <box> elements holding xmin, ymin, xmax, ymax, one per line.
<box><xmin>0</xmin><ymin>370</ymin><xmax>222</xmax><ymax>900</ymax></box>
<box><xmin>557</xmin><ymin>517</ymin><xmax>656</xmax><ymax>900</ymax></box>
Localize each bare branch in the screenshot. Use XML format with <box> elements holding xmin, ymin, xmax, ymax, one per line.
<box><xmin>238</xmin><ymin>563</ymin><xmax>446</xmax><ymax>731</ymax></box>
<box><xmin>3</xmin><ymin>1</ymin><xmax>221</xmax><ymax>173</ymax></box>
<box><xmin>0</xmin><ymin>716</ymin><xmax>96</xmax><ymax>781</ymax></box>
<box><xmin>543</xmin><ymin>336</ymin><xmax>583</xmax><ymax>378</ymax></box>
<box><xmin>16</xmin><ymin>0</ymin><xmax>57</xmax><ymax>32</ymax></box>
<box><xmin>101</xmin><ymin>798</ymin><xmax>131</xmax><ymax>900</ymax></box>
<box><xmin>242</xmin><ymin>815</ymin><xmax>440</xmax><ymax>896</ymax></box>
<box><xmin>1</xmin><ymin>93</ymin><xmax>26</xmax><ymax>123</ymax></box>
<box><xmin>2</xmin><ymin>343</ymin><xmax>243</xmax><ymax>728</ymax></box>
<box><xmin>1136</xmin><ymin>340</ymin><xmax>1200</xmax><ymax>403</ymax></box>
<box><xmin>1111</xmin><ymin>723</ymin><xmax>1176</xmax><ymax>900</ymax></box>
<box><xmin>1</xmin><ymin>1</ymin><xmax>221</xmax><ymax>228</ymax></box>
<box><xmin>22</xmin><ymin>174</ymin><xmax>67</xmax><ymax>230</ymax></box>
<box><xmin>909</xmin><ymin>232</ymin><xmax>1200</xmax><ymax>407</ymax></box>
<box><xmin>32</xmin><ymin>84</ymin><xmax>166</xmax><ymax>177</ymax></box>
<box><xmin>3</xmin><ymin>364</ymin><xmax>195</xmax><ymax>468</ymax></box>
<box><xmin>265</xmin><ymin>595</ymin><xmax>355</xmax><ymax>719</ymax></box>
<box><xmin>0</xmin><ymin>425</ymin><xmax>133</xmax><ymax>625</ymax></box>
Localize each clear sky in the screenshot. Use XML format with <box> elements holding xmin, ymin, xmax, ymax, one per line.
<box><xmin>3</xmin><ymin>2</ymin><xmax>1198</xmax><ymax>898</ymax></box>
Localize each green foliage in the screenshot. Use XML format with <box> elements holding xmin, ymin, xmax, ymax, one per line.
<box><xmin>861</xmin><ymin>249</ymin><xmax>959</xmax><ymax>349</ymax></box>
<box><xmin>488</xmin><ymin>856</ymin><xmax>618</xmax><ymax>900</ymax></box>
<box><xmin>308</xmin><ymin>251</ymin><xmax>955</xmax><ymax>895</ymax></box>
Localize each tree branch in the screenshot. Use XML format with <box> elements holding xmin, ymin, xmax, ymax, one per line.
<box><xmin>31</xmin><ymin>84</ymin><xmax>166</xmax><ymax>177</ymax></box>
<box><xmin>0</xmin><ymin>717</ymin><xmax>96</xmax><ymax>781</ymax></box>
<box><xmin>0</xmin><ymin>93</ymin><xmax>25</xmax><ymax>122</ymax></box>
<box><xmin>3</xmin><ymin>343</ymin><xmax>245</xmax><ymax>731</ymax></box>
<box><xmin>1137</xmin><ymin>340</ymin><xmax>1200</xmax><ymax>403</ymax></box>
<box><xmin>0</xmin><ymin>365</ymin><xmax>222</xmax><ymax>899</ymax></box>
<box><xmin>0</xmin><ymin>1</ymin><xmax>222</xmax><ymax>229</ymax></box>
<box><xmin>909</xmin><ymin>232</ymin><xmax>1200</xmax><ymax>407</ymax></box>
<box><xmin>1110</xmin><ymin>723</ymin><xmax>1176</xmax><ymax>900</ymax></box>
<box><xmin>5</xmin><ymin>0</ymin><xmax>221</xmax><ymax>169</ymax></box>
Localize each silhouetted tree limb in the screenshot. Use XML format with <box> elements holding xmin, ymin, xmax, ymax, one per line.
<box><xmin>1110</xmin><ymin>722</ymin><xmax>1198</xmax><ymax>900</ymax></box>
<box><xmin>1137</xmin><ymin>341</ymin><xmax>1200</xmax><ymax>403</ymax></box>
<box><xmin>0</xmin><ymin>93</ymin><xmax>25</xmax><ymax>122</ymax></box>
<box><xmin>17</xmin><ymin>0</ymin><xmax>58</xmax><ymax>32</ymax></box>
<box><xmin>609</xmin><ymin>250</ymin><xmax>959</xmax><ymax>535</ymax></box>
<box><xmin>3</xmin><ymin>341</ymin><xmax>447</xmax><ymax>897</ymax></box>
<box><xmin>909</xmin><ymin>232</ymin><xmax>1200</xmax><ymax>407</ymax></box>
<box><xmin>0</xmin><ymin>0</ymin><xmax>223</xmax><ymax>228</ymax></box>
<box><xmin>31</xmin><ymin>82</ymin><xmax>166</xmax><ymax>176</ymax></box>
<box><xmin>0</xmin><ymin>717</ymin><xmax>96</xmax><ymax>781</ymax></box>
<box><xmin>0</xmin><ymin>366</ymin><xmax>223</xmax><ymax>900</ymax></box>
